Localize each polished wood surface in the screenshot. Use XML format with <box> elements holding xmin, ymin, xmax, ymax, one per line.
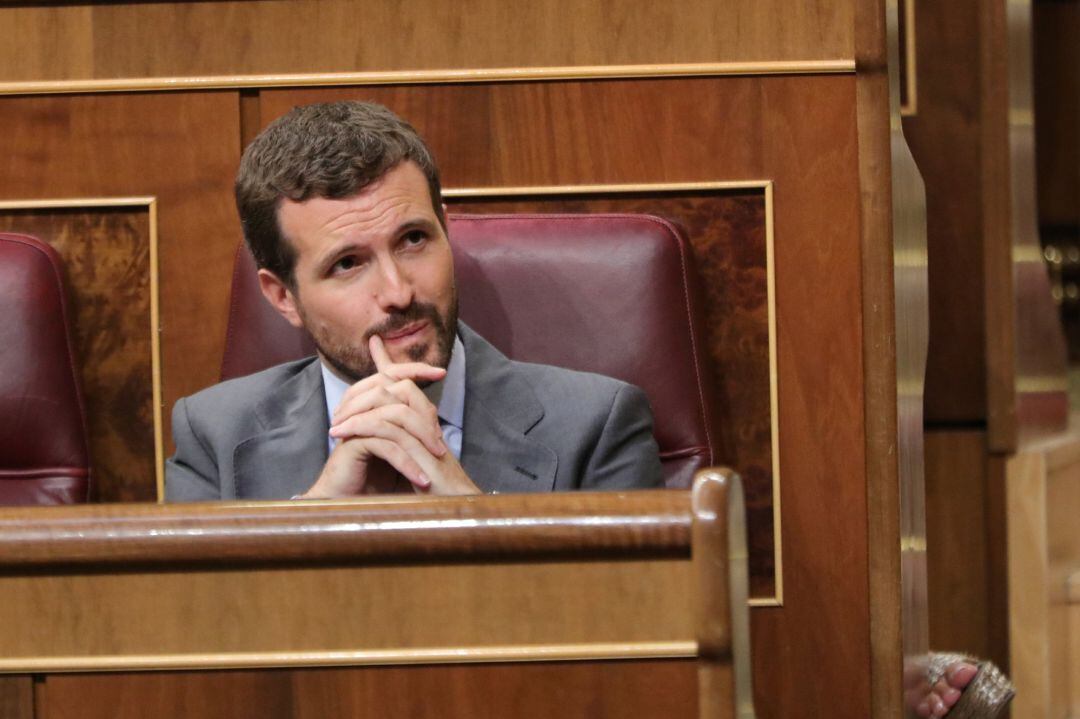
<box><xmin>924</xmin><ymin>431</ymin><xmax>993</xmax><ymax>656</ymax></box>
<box><xmin>1008</xmin><ymin>0</ymin><xmax>1070</xmax><ymax>438</ymax></box>
<box><xmin>1006</xmin><ymin>427</ymin><xmax>1080</xmax><ymax>719</ymax></box>
<box><xmin>0</xmin><ymin>92</ymin><xmax>241</xmax><ymax>498</ymax></box>
<box><xmin>902</xmin><ymin>0</ymin><xmax>1015</xmax><ymax>441</ymax></box>
<box><xmin>854</xmin><ymin>0</ymin><xmax>905</xmax><ymax>713</ymax></box>
<box><xmin>0</xmin><ymin>472</ymin><xmax>750</xmax><ymax>718</ymax></box>
<box><xmin>0</xmin><ymin>491</ymin><xmax>689</xmax><ymax>567</ymax></box>
<box><xmin>0</xmin><ymin>1</ymin><xmax>855</xmax><ymax>85</ymax></box>
<box><xmin>35</xmin><ymin>662</ymin><xmax>698</xmax><ymax>719</ymax></box>
<box><xmin>0</xmin><ymin>207</ymin><xmax>156</xmax><ymax>502</ymax></box>
<box><xmin>261</xmin><ymin>73</ymin><xmax>869</xmax><ymax>717</ymax></box>
<box><xmin>448</xmin><ymin>189</ymin><xmax>777</xmax><ymax>598</ymax></box>
<box><xmin>1034</xmin><ymin>0</ymin><xmax>1080</xmax><ymax>229</ymax></box>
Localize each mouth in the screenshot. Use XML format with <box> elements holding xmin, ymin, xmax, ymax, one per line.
<box><xmin>380</xmin><ymin>320</ymin><xmax>428</xmax><ymax>344</ymax></box>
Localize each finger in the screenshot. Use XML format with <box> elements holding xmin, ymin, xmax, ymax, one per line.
<box><xmin>369</xmin><ymin>334</ymin><xmax>393</xmax><ymax>374</ymax></box>
<box><xmin>945</xmin><ymin>662</ymin><xmax>978</xmax><ymax>690</ymax></box>
<box><xmin>380</xmin><ymin>361</ymin><xmax>446</xmax><ymax>383</ymax></box>
<box><xmin>925</xmin><ymin>691</ymin><xmax>946</xmax><ymax>718</ymax></box>
<box><xmin>359</xmin><ymin>437</ymin><xmax>430</xmax><ymax>490</ymax></box>
<box><xmin>385</xmin><ymin>379</ymin><xmax>441</xmax><ymax>429</ymax></box>
<box><xmin>933</xmin><ymin>679</ymin><xmax>961</xmax><ymax>708</ymax></box>
<box><xmin>333</xmin><ymin>384</ymin><xmax>402</xmax><ymax>425</ymax></box>
<box><xmin>330</xmin><ymin>405</ymin><xmax>447</xmax><ymax>457</ymax></box>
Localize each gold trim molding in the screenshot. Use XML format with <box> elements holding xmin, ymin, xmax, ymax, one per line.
<box><xmin>0</xmin><ymin>60</ymin><xmax>856</xmax><ymax>96</ymax></box>
<box><xmin>0</xmin><ymin>197</ymin><xmax>164</xmax><ymax>501</ymax></box>
<box><xmin>446</xmin><ymin>180</ymin><xmax>783</xmax><ymax>608</ymax></box>
<box><xmin>0</xmin><ymin>641</ymin><xmax>698</xmax><ymax>674</ymax></box>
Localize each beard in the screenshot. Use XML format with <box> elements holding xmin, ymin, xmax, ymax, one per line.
<box><xmin>303</xmin><ymin>295</ymin><xmax>458</xmax><ymax>384</ymax></box>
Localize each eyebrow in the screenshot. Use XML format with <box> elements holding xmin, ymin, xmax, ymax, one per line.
<box><xmin>315</xmin><ymin>217</ymin><xmax>439</xmax><ymax>270</ymax></box>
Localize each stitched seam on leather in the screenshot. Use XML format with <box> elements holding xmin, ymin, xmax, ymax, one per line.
<box><xmin>0</xmin><ymin>233</ymin><xmax>93</xmax><ymax>494</ymax></box>
<box><xmin>449</xmin><ymin>215</ymin><xmax>716</xmax><ymax>466</ymax></box>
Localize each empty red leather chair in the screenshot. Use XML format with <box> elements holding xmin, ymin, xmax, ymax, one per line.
<box><xmin>221</xmin><ymin>214</ymin><xmax>717</xmax><ymax>488</ymax></box>
<box><xmin>0</xmin><ymin>232</ymin><xmax>90</xmax><ymax>504</ymax></box>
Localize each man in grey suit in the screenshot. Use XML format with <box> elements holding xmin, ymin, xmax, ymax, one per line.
<box><xmin>166</xmin><ymin>101</ymin><xmax>662</xmax><ymax>500</ymax></box>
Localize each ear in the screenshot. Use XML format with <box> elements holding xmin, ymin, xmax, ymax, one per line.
<box><xmin>257</xmin><ymin>269</ymin><xmax>305</xmax><ymax>329</ymax></box>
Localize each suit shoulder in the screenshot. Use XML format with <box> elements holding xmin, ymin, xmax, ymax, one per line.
<box><xmin>179</xmin><ymin>357</ymin><xmax>318</xmax><ymax>417</ymax></box>
<box><xmin>509</xmin><ymin>359</ymin><xmax>643</xmax><ymax>408</ymax></box>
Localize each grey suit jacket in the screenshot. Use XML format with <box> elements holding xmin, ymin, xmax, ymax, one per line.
<box><xmin>165</xmin><ymin>323</ymin><xmax>663</xmax><ymax>500</ymax></box>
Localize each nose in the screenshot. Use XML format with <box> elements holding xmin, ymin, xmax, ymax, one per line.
<box><xmin>373</xmin><ymin>255</ymin><xmax>414</xmax><ymax>310</ymax></box>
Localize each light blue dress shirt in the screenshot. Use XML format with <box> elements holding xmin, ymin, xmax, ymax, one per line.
<box><xmin>321</xmin><ymin>334</ymin><xmax>466</xmax><ymax>459</ymax></box>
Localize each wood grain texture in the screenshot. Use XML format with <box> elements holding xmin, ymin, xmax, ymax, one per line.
<box><xmin>0</xmin><ymin>92</ymin><xmax>242</xmax><ymax>467</ymax></box>
<box><xmin>0</xmin><ymin>490</ymin><xmax>689</xmax><ymax>567</ymax></box>
<box><xmin>853</xmin><ymin>0</ymin><xmax>906</xmax><ymax>715</ymax></box>
<box><xmin>35</xmin><ymin>661</ymin><xmax>698</xmax><ymax>719</ymax></box>
<box><xmin>447</xmin><ymin>190</ymin><xmax>775</xmax><ymax>598</ymax></box>
<box><xmin>1006</xmin><ymin>428</ymin><xmax>1080</xmax><ymax>719</ymax></box>
<box><xmin>0</xmin><ymin>208</ymin><xmax>155</xmax><ymax>502</ymax></box>
<box><xmin>259</xmin><ymin>75</ymin><xmax>869</xmax><ymax>718</ymax></box>
<box><xmin>901</xmin><ymin>0</ymin><xmax>1015</xmax><ymax>432</ymax></box>
<box><xmin>924</xmin><ymin>431</ymin><xmax>991</xmax><ymax>656</ymax></box>
<box><xmin>0</xmin><ymin>0</ymin><xmax>855</xmax><ymax>84</ymax></box>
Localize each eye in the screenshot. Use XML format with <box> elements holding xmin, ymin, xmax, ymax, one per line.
<box><xmin>330</xmin><ymin>255</ymin><xmax>361</xmax><ymax>274</ymax></box>
<box><xmin>401</xmin><ymin>229</ymin><xmax>428</xmax><ymax>248</ymax></box>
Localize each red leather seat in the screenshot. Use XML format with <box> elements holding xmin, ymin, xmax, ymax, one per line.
<box><xmin>0</xmin><ymin>233</ymin><xmax>90</xmax><ymax>504</ymax></box>
<box><xmin>222</xmin><ymin>214</ymin><xmax>717</xmax><ymax>488</ymax></box>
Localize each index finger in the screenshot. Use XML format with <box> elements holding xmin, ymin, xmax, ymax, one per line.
<box><xmin>369</xmin><ymin>334</ymin><xmax>393</xmax><ymax>373</ymax></box>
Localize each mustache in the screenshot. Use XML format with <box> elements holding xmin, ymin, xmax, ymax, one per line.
<box><xmin>363</xmin><ymin>302</ymin><xmax>444</xmax><ymax>343</ymax></box>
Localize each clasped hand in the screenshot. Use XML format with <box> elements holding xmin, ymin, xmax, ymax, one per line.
<box><xmin>302</xmin><ymin>336</ymin><xmax>480</xmax><ymax>498</ymax></box>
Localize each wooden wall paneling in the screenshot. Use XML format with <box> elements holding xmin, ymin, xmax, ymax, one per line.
<box><xmin>1034</xmin><ymin>0</ymin><xmax>1080</xmax><ymax>230</ymax></box>
<box><xmin>1008</xmin><ymin>0</ymin><xmax>1070</xmax><ymax>437</ymax></box>
<box><xmin>0</xmin><ymin>205</ymin><xmax>157</xmax><ymax>502</ymax></box>
<box><xmin>0</xmin><ymin>677</ymin><xmax>33</xmax><ymax>719</ymax></box>
<box><xmin>36</xmin><ymin>662</ymin><xmax>698</xmax><ymax>719</ymax></box>
<box><xmin>1007</xmin><ymin>432</ymin><xmax>1080</xmax><ymax>719</ymax></box>
<box><xmin>257</xmin><ymin>73</ymin><xmax>867</xmax><ymax>718</ymax></box>
<box><xmin>902</xmin><ymin>0</ymin><xmax>1015</xmax><ymax>434</ymax></box>
<box><xmin>446</xmin><ymin>188</ymin><xmax>777</xmax><ymax>601</ymax></box>
<box><xmin>0</xmin><ymin>92</ymin><xmax>243</xmax><ymax>484</ymax></box>
<box><xmin>855</xmin><ymin>0</ymin><xmax>921</xmax><ymax>715</ymax></box>
<box><xmin>924</xmin><ymin>431</ymin><xmax>992</xmax><ymax>656</ymax></box>
<box><xmin>0</xmin><ymin>1</ymin><xmax>855</xmax><ymax>86</ymax></box>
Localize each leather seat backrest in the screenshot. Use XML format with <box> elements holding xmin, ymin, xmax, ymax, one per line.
<box><xmin>221</xmin><ymin>213</ymin><xmax>717</xmax><ymax>488</ymax></box>
<box><xmin>0</xmin><ymin>232</ymin><xmax>90</xmax><ymax>504</ymax></box>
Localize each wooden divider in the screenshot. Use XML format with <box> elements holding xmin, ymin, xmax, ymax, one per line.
<box><xmin>0</xmin><ymin>473</ymin><xmax>750</xmax><ymax>719</ymax></box>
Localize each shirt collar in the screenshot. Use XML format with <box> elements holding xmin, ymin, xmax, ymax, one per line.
<box><xmin>321</xmin><ymin>332</ymin><xmax>466</xmax><ymax>430</ymax></box>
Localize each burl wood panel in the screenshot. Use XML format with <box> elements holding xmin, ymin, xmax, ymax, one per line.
<box><xmin>450</xmin><ymin>191</ymin><xmax>775</xmax><ymax>598</ymax></box>
<box><xmin>0</xmin><ymin>208</ymin><xmax>155</xmax><ymax>502</ymax></box>
<box><xmin>0</xmin><ymin>92</ymin><xmax>242</xmax><ymax>480</ymax></box>
<box><xmin>36</xmin><ymin>661</ymin><xmax>697</xmax><ymax>719</ymax></box>
<box><xmin>0</xmin><ymin>0</ymin><xmax>854</xmax><ymax>85</ymax></box>
<box><xmin>260</xmin><ymin>75</ymin><xmax>868</xmax><ymax>718</ymax></box>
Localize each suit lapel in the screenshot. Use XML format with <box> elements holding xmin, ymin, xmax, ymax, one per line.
<box><xmin>458</xmin><ymin>324</ymin><xmax>558</xmax><ymax>493</ymax></box>
<box><xmin>234</xmin><ymin>359</ymin><xmax>329</xmax><ymax>499</ymax></box>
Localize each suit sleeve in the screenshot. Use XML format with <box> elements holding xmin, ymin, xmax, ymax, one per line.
<box><xmin>581</xmin><ymin>383</ymin><xmax>664</xmax><ymax>490</ymax></box>
<box><xmin>164</xmin><ymin>397</ymin><xmax>223</xmax><ymax>501</ymax></box>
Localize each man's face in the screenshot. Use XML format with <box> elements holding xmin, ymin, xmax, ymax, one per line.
<box><xmin>262</xmin><ymin>161</ymin><xmax>457</xmax><ymax>383</ymax></box>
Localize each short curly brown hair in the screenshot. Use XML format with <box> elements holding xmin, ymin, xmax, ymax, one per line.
<box><xmin>235</xmin><ymin>101</ymin><xmax>446</xmax><ymax>288</ymax></box>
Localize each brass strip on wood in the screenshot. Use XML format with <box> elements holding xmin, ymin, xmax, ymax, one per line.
<box><xmin>0</xmin><ymin>61</ymin><xmax>857</xmax><ymax>97</ymax></box>
<box><xmin>900</xmin><ymin>0</ymin><xmax>918</xmax><ymax>116</ymax></box>
<box><xmin>0</xmin><ymin>641</ymin><xmax>698</xmax><ymax>674</ymax></box>
<box><xmin>447</xmin><ymin>180</ymin><xmax>783</xmax><ymax>607</ymax></box>
<box><xmin>0</xmin><ymin>197</ymin><xmax>164</xmax><ymax>501</ymax></box>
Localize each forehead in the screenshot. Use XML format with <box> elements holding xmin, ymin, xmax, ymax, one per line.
<box><xmin>277</xmin><ymin>161</ymin><xmax>436</xmax><ymax>253</ymax></box>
